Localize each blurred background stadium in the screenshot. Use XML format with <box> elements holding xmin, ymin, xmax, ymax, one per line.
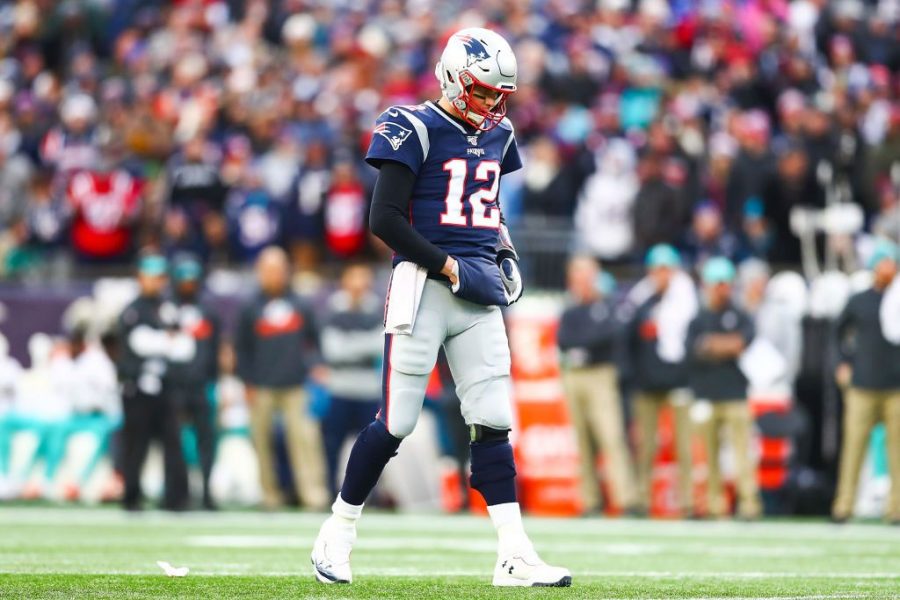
<box><xmin>0</xmin><ymin>0</ymin><xmax>899</xmax><ymax>528</ymax></box>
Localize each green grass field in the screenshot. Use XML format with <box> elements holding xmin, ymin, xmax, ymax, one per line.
<box><xmin>1</xmin><ymin>507</ymin><xmax>899</xmax><ymax>599</ymax></box>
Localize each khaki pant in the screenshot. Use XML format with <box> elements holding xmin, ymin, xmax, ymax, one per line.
<box><xmin>832</xmin><ymin>388</ymin><xmax>900</xmax><ymax>520</ymax></box>
<box><xmin>634</xmin><ymin>390</ymin><xmax>693</xmax><ymax>514</ymax></box>
<box><xmin>696</xmin><ymin>400</ymin><xmax>761</xmax><ymax>518</ymax></box>
<box><xmin>562</xmin><ymin>365</ymin><xmax>636</xmax><ymax>512</ymax></box>
<box><xmin>250</xmin><ymin>386</ymin><xmax>329</xmax><ymax>510</ymax></box>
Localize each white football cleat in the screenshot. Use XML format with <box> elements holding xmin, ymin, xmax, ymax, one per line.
<box><xmin>310</xmin><ymin>517</ymin><xmax>355</xmax><ymax>584</ymax></box>
<box><xmin>492</xmin><ymin>549</ymin><xmax>571</xmax><ymax>587</ymax></box>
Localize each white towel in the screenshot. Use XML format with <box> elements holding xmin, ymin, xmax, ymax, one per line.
<box><xmin>384</xmin><ymin>261</ymin><xmax>428</xmax><ymax>335</ymax></box>
<box><xmin>656</xmin><ymin>271</ymin><xmax>699</xmax><ymax>363</ymax></box>
<box><xmin>739</xmin><ymin>337</ymin><xmax>789</xmax><ymax>395</ymax></box>
<box><xmin>881</xmin><ymin>276</ymin><xmax>900</xmax><ymax>344</ymax></box>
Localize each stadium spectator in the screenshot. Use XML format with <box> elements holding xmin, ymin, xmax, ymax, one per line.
<box><xmin>286</xmin><ymin>139</ymin><xmax>330</xmax><ymax>276</ymax></box>
<box><xmin>687</xmin><ymin>257</ymin><xmax>762</xmax><ymax>520</ymax></box>
<box><xmin>116</xmin><ymin>253</ymin><xmax>192</xmax><ymax>512</ymax></box>
<box><xmin>739</xmin><ymin>197</ymin><xmax>774</xmax><ymax>260</ymax></box>
<box><xmin>0</xmin><ymin>128</ymin><xmax>32</xmax><ymax>231</ymax></box>
<box><xmin>680</xmin><ymin>201</ymin><xmax>746</xmax><ymax>269</ymax></box>
<box><xmin>39</xmin><ymin>94</ymin><xmax>100</xmax><ymax>185</ymax></box>
<box><xmin>0</xmin><ymin>334</ymin><xmax>21</xmax><ymax>418</ymax></box>
<box><xmin>872</xmin><ymin>181</ymin><xmax>900</xmax><ymax>243</ymax></box>
<box><xmin>168</xmin><ymin>254</ymin><xmax>221</xmax><ymax>510</ymax></box>
<box><xmin>625</xmin><ymin>244</ymin><xmax>698</xmax><ymax>517</ymax></box>
<box><xmin>832</xmin><ymin>242</ymin><xmax>900</xmax><ymax>524</ymax></box>
<box><xmin>761</xmin><ymin>145</ymin><xmax>822</xmax><ymax>266</ymax></box>
<box><xmin>520</xmin><ymin>136</ymin><xmax>581</xmax><ymax>220</ymax></box>
<box><xmin>210</xmin><ymin>342</ymin><xmax>260</xmax><ymax>507</ymax></box>
<box><xmin>225</xmin><ymin>164</ymin><xmax>287</xmax><ymax>266</ymax></box>
<box><xmin>322</xmin><ymin>162</ymin><xmax>369</xmax><ymax>260</ymax></box>
<box><xmin>64</xmin><ymin>324</ymin><xmax>121</xmax><ymax>501</ymax></box>
<box><xmin>2</xmin><ymin>333</ymin><xmax>72</xmax><ymax>500</ymax></box>
<box><xmin>162</xmin><ymin>135</ymin><xmax>228</xmax><ymax>263</ymax></box>
<box><xmin>633</xmin><ymin>153</ymin><xmax>690</xmax><ymax>255</ymax></box>
<box><xmin>319</xmin><ymin>263</ymin><xmax>382</xmax><ymax>498</ymax></box>
<box><xmin>865</xmin><ymin>107</ymin><xmax>900</xmax><ymax>213</ymax></box>
<box><xmin>737</xmin><ymin>261</ymin><xmax>804</xmax><ymax>401</ymax></box>
<box><xmin>557</xmin><ymin>256</ymin><xmax>636</xmax><ymax>515</ymax></box>
<box><xmin>725</xmin><ymin>111</ymin><xmax>776</xmax><ymax>230</ymax></box>
<box><xmin>574</xmin><ymin>139</ymin><xmax>638</xmax><ymax>262</ymax></box>
<box><xmin>20</xmin><ymin>166</ymin><xmax>71</xmax><ymax>281</ymax></box>
<box><xmin>66</xmin><ymin>141</ymin><xmax>143</xmax><ymax>267</ymax></box>
<box><xmin>0</xmin><ymin>333</ymin><xmax>23</xmax><ymax>494</ymax></box>
<box><xmin>235</xmin><ymin>246</ymin><xmax>328</xmax><ymax>510</ymax></box>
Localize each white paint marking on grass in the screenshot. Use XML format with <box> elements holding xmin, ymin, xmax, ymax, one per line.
<box><xmin>165</xmin><ymin>568</ymin><xmax>900</xmax><ymax>582</ymax></box>
<box><xmin>185</xmin><ymin>534</ymin><xmax>834</xmax><ymax>558</ymax></box>
<box><xmin>4</xmin><ymin>506</ymin><xmax>900</xmax><ymax>545</ymax></box>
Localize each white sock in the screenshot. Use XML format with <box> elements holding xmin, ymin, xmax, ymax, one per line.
<box><xmin>331</xmin><ymin>494</ymin><xmax>364</xmax><ymax>526</ymax></box>
<box><xmin>487</xmin><ymin>502</ymin><xmax>531</xmax><ymax>555</ymax></box>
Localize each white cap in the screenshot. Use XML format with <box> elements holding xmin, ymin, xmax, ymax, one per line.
<box><xmin>60</xmin><ymin>93</ymin><xmax>97</xmax><ymax>123</ymax></box>
<box><xmin>282</xmin><ymin>14</ymin><xmax>316</xmax><ymax>43</ymax></box>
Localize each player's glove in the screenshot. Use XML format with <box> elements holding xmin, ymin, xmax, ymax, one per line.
<box><xmin>499</xmin><ymin>256</ymin><xmax>523</xmax><ymax>305</ymax></box>
<box><xmin>495</xmin><ymin>222</ymin><xmax>523</xmax><ymax>305</ymax></box>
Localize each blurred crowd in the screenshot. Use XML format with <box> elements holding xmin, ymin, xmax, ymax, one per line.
<box><xmin>0</xmin><ymin>0</ymin><xmax>898</xmax><ymax>284</ymax></box>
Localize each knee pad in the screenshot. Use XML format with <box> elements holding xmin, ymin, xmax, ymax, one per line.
<box><xmin>378</xmin><ymin>404</ymin><xmax>418</xmax><ymax>439</ymax></box>
<box><xmin>457</xmin><ymin>375</ymin><xmax>513</xmax><ymax>431</ymax></box>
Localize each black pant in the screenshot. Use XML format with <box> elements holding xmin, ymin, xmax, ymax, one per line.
<box><xmin>172</xmin><ymin>384</ymin><xmax>217</xmax><ymax>503</ymax></box>
<box><xmin>321</xmin><ymin>396</ymin><xmax>379</xmax><ymax>498</ymax></box>
<box><xmin>121</xmin><ymin>387</ymin><xmax>188</xmax><ymax>510</ymax></box>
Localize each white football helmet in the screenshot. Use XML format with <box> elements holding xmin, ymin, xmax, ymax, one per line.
<box><xmin>434</xmin><ymin>27</ymin><xmax>517</xmax><ymax>132</ymax></box>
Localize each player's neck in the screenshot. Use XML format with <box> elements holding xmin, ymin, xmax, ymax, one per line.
<box><xmin>435</xmin><ymin>97</ymin><xmax>477</xmax><ymax>132</ymax></box>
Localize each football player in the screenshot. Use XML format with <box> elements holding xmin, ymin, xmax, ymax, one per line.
<box><xmin>311</xmin><ymin>28</ymin><xmax>571</xmax><ymax>587</ymax></box>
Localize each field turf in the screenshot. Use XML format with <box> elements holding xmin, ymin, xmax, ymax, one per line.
<box><xmin>1</xmin><ymin>507</ymin><xmax>899</xmax><ymax>599</ymax></box>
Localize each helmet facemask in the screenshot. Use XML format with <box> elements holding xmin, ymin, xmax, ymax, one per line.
<box><xmin>450</xmin><ymin>70</ymin><xmax>513</xmax><ymax>132</ymax></box>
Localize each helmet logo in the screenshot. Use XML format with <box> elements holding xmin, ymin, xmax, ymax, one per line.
<box><xmin>374</xmin><ymin>121</ymin><xmax>412</xmax><ymax>151</ymax></box>
<box><xmin>457</xmin><ymin>34</ymin><xmax>491</xmax><ymax>66</ymax></box>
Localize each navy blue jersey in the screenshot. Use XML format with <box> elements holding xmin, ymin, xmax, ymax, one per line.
<box><xmin>365</xmin><ymin>101</ymin><xmax>522</xmax><ymax>262</ymax></box>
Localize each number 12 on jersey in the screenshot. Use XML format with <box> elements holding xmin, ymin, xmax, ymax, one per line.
<box><xmin>439</xmin><ymin>159</ymin><xmax>501</xmax><ymax>229</ymax></box>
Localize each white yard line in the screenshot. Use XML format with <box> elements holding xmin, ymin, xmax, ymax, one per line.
<box><xmin>1</xmin><ymin>566</ymin><xmax>898</xmax><ymax>582</ymax></box>
<box><xmin>185</xmin><ymin>534</ymin><xmax>844</xmax><ymax>558</ymax></box>
<box><xmin>2</xmin><ymin>507</ymin><xmax>898</xmax><ymax>543</ymax></box>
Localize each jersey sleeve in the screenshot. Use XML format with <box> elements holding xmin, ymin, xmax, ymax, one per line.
<box><xmin>500</xmin><ymin>131</ymin><xmax>523</xmax><ymax>175</ymax></box>
<box><xmin>365</xmin><ymin>108</ymin><xmax>426</xmax><ymax>175</ymax></box>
